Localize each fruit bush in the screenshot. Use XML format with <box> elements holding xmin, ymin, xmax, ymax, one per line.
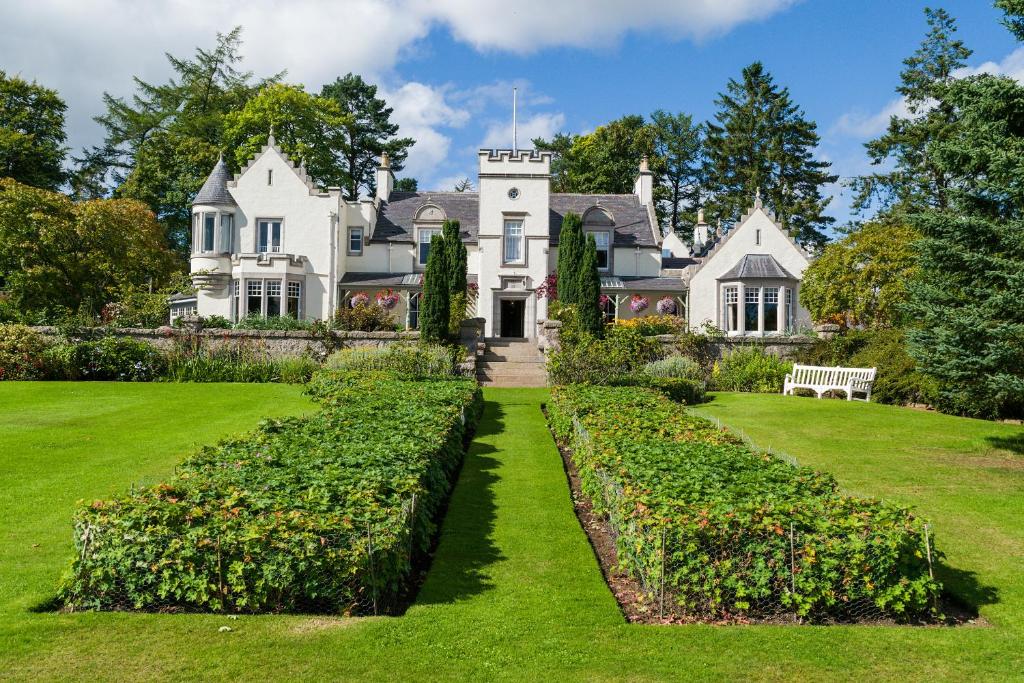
<box><xmin>58</xmin><ymin>371</ymin><xmax>481</xmax><ymax>614</ymax></box>
<box><xmin>547</xmin><ymin>385</ymin><xmax>941</xmax><ymax>621</ymax></box>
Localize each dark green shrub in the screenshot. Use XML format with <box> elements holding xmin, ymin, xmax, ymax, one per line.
<box><xmin>610</xmin><ymin>374</ymin><xmax>706</xmax><ymax>405</ymax></box>
<box><xmin>58</xmin><ymin>372</ymin><xmax>481</xmax><ymax>614</ymax></box>
<box><xmin>547</xmin><ymin>319</ymin><xmax>661</xmax><ymax>385</ymax></box>
<box><xmin>332</xmin><ymin>303</ymin><xmax>396</xmax><ymax>332</ymax></box>
<box><xmin>548</xmin><ymin>385</ymin><xmax>941</xmax><ymax>621</ymax></box>
<box><xmin>0</xmin><ymin>323</ymin><xmax>49</xmax><ymax>380</ymax></box>
<box><xmin>54</xmin><ymin>335</ymin><xmax>165</xmax><ymax>381</ymax></box>
<box><xmin>420</xmin><ymin>234</ymin><xmax>450</xmax><ymax>343</ymax></box>
<box><xmin>201</xmin><ymin>315</ymin><xmax>233</xmax><ymax>329</ymax></box>
<box><xmin>711</xmin><ymin>346</ymin><xmax>792</xmax><ymax>393</ymax></box>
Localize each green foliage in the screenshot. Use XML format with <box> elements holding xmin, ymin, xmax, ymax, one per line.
<box><xmin>0</xmin><ymin>70</ymin><xmax>67</xmax><ymax>190</ymax></box>
<box><xmin>711</xmin><ymin>346</ymin><xmax>792</xmax><ymax>393</ymax></box>
<box><xmin>233</xmin><ymin>314</ymin><xmax>313</xmax><ymax>331</ymax></box>
<box><xmin>103</xmin><ymin>287</ymin><xmax>173</xmax><ymax>328</ymax></box>
<box><xmin>331</xmin><ymin>303</ymin><xmax>396</xmax><ymax>332</ymax></box>
<box><xmin>998</xmin><ymin>0</ymin><xmax>1024</xmax><ymax>41</ymax></box>
<box><xmin>163</xmin><ymin>334</ymin><xmax>318</xmax><ymax>383</ymax></box>
<box><xmin>200</xmin><ymin>315</ymin><xmax>233</xmax><ymax>329</ymax></box>
<box><xmin>642</xmin><ymin>355</ymin><xmax>705</xmax><ymax>382</ymax></box>
<box><xmin>419</xmin><ymin>234</ymin><xmax>450</xmax><ymax>343</ymax></box>
<box><xmin>222</xmin><ymin>83</ymin><xmax>349</xmax><ymax>188</ymax></box>
<box><xmin>547</xmin><ymin>313</ymin><xmax>660</xmax><ymax>385</ymax></box>
<box><xmin>555</xmin><ymin>212</ymin><xmax>583</xmax><ymax>306</ymax></box>
<box><xmin>704</xmin><ymin>62</ymin><xmax>836</xmax><ymax>247</ymax></box>
<box><xmin>442</xmin><ymin>219</ymin><xmax>468</xmax><ymax>297</ymax></box>
<box><xmin>548</xmin><ymin>385</ymin><xmax>941</xmax><ymax>621</ymax></box>
<box><xmin>57</xmin><ymin>373</ymin><xmax>481</xmax><ymax>613</ymax></box>
<box><xmin>800</xmin><ymin>221</ymin><xmax>920</xmax><ymax>327</ymax></box>
<box><xmin>650</xmin><ymin>109</ymin><xmax>704</xmax><ymax>234</ymax></box>
<box><xmin>47</xmin><ymin>335</ymin><xmax>166</xmax><ymax>381</ymax></box>
<box><xmin>0</xmin><ymin>178</ymin><xmax>178</xmax><ymax>317</ymax></box>
<box><xmin>613</xmin><ymin>314</ymin><xmax>684</xmax><ymax>336</ymax></box>
<box><xmin>851</xmin><ymin>8</ymin><xmax>972</xmax><ymax>216</ymax></box>
<box><xmin>0</xmin><ymin>323</ymin><xmax>49</xmax><ymax>380</ymax></box>
<box><xmin>577</xmin><ymin>234</ymin><xmax>603</xmax><ymax>337</ymax></box>
<box><xmin>324</xmin><ymin>344</ymin><xmax>458</xmax><ymax>379</ymax></box>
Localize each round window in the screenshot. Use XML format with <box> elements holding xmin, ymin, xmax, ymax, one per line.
<box><xmin>508</xmin><ymin>187</ymin><xmax>520</xmax><ymax>200</ymax></box>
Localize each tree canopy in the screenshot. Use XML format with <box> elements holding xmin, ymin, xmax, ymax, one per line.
<box><xmin>650</xmin><ymin>110</ymin><xmax>704</xmax><ymax>237</ymax></box>
<box><xmin>0</xmin><ymin>71</ymin><xmax>68</xmax><ymax>191</ymax></box>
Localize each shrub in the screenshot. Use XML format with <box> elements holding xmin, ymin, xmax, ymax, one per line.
<box><xmin>332</xmin><ymin>303</ymin><xmax>396</xmax><ymax>332</ymax></box>
<box><xmin>58</xmin><ymin>372</ymin><xmax>481</xmax><ymax>614</ymax></box>
<box><xmin>163</xmin><ymin>334</ymin><xmax>318</xmax><ymax>383</ymax></box>
<box><xmin>547</xmin><ymin>385</ymin><xmax>941</xmax><ymax>621</ymax></box>
<box><xmin>643</xmin><ymin>355</ymin><xmax>704</xmax><ymax>382</ymax></box>
<box><xmin>53</xmin><ymin>335</ymin><xmax>165</xmax><ymax>381</ymax></box>
<box><xmin>610</xmin><ymin>375</ymin><xmax>706</xmax><ymax>405</ymax></box>
<box><xmin>324</xmin><ymin>344</ymin><xmax>458</xmax><ymax>379</ymax></box>
<box><xmin>614</xmin><ymin>314</ymin><xmax>684</xmax><ymax>336</ymax></box>
<box><xmin>101</xmin><ymin>290</ymin><xmax>169</xmax><ymax>328</ymax></box>
<box><xmin>202</xmin><ymin>315</ymin><xmax>233</xmax><ymax>329</ymax></box>
<box><xmin>234</xmin><ymin>314</ymin><xmax>312</xmax><ymax>331</ymax></box>
<box><xmin>548</xmin><ymin>312</ymin><xmax>662</xmax><ymax>385</ymax></box>
<box><xmin>0</xmin><ymin>323</ymin><xmax>49</xmax><ymax>380</ymax></box>
<box><xmin>711</xmin><ymin>346</ymin><xmax>792</xmax><ymax>393</ymax></box>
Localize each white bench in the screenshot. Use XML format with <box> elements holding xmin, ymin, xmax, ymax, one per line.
<box><xmin>783</xmin><ymin>364</ymin><xmax>877</xmax><ymax>401</ymax></box>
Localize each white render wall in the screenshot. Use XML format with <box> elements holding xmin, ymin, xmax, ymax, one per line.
<box><xmin>687</xmin><ymin>207</ymin><xmax>812</xmax><ymax>332</ymax></box>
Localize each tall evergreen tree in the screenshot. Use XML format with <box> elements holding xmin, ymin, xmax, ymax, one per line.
<box><xmin>704</xmin><ymin>62</ymin><xmax>837</xmax><ymax>247</ymax></box>
<box><xmin>319</xmin><ymin>74</ymin><xmax>414</xmax><ymax>201</ymax></box>
<box><xmin>650</xmin><ymin>110</ymin><xmax>704</xmax><ymax>236</ymax></box>
<box><xmin>556</xmin><ymin>212</ymin><xmax>584</xmax><ymax>306</ymax></box>
<box><xmin>851</xmin><ymin>8</ymin><xmax>972</xmax><ymax>216</ymax></box>
<box><xmin>577</xmin><ymin>234</ymin><xmax>603</xmax><ymax>338</ymax></box>
<box><xmin>419</xmin><ymin>234</ymin><xmax>450</xmax><ymax>343</ymax></box>
<box><xmin>997</xmin><ymin>0</ymin><xmax>1024</xmax><ymax>40</ymax></box>
<box><xmin>442</xmin><ymin>219</ymin><xmax>467</xmax><ymax>296</ymax></box>
<box><xmin>394</xmin><ymin>177</ymin><xmax>418</xmax><ymax>192</ymax></box>
<box><xmin>0</xmin><ymin>71</ymin><xmax>67</xmax><ymax>191</ymax></box>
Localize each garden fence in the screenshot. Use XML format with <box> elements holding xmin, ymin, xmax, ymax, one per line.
<box><xmin>570</xmin><ymin>418</ymin><xmax>937</xmax><ymax>623</ymax></box>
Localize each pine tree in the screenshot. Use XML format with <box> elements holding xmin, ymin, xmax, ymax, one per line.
<box><xmin>419</xmin><ymin>234</ymin><xmax>450</xmax><ymax>343</ymax></box>
<box><xmin>650</xmin><ymin>110</ymin><xmax>704</xmax><ymax>236</ymax></box>
<box><xmin>556</xmin><ymin>212</ymin><xmax>584</xmax><ymax>306</ymax></box>
<box><xmin>319</xmin><ymin>73</ymin><xmax>414</xmax><ymax>201</ymax></box>
<box><xmin>851</xmin><ymin>8</ymin><xmax>972</xmax><ymax>216</ymax></box>
<box><xmin>704</xmin><ymin>62</ymin><xmax>836</xmax><ymax>247</ymax></box>
<box><xmin>577</xmin><ymin>234</ymin><xmax>603</xmax><ymax>338</ymax></box>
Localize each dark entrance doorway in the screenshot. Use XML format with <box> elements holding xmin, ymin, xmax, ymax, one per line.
<box><xmin>500</xmin><ymin>299</ymin><xmax>525</xmax><ymax>338</ymax></box>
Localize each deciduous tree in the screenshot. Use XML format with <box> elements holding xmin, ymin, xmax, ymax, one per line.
<box><xmin>0</xmin><ymin>71</ymin><xmax>67</xmax><ymax>191</ymax></box>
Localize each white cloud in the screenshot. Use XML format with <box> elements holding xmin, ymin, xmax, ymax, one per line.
<box><xmin>954</xmin><ymin>46</ymin><xmax>1024</xmax><ymax>82</ymax></box>
<box><xmin>481</xmin><ymin>112</ymin><xmax>566</xmax><ymax>149</ymax></box>
<box><xmin>380</xmin><ymin>82</ymin><xmax>471</xmax><ymax>180</ymax></box>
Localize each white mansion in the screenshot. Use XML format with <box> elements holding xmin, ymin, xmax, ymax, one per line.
<box><xmin>178</xmin><ymin>135</ymin><xmax>812</xmax><ymax>338</ymax></box>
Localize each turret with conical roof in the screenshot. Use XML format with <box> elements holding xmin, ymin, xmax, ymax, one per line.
<box><xmin>193</xmin><ymin>156</ymin><xmax>237</xmax><ymax>207</ymax></box>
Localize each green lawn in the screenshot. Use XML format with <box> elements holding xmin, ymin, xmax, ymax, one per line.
<box><xmin>1</xmin><ymin>386</ymin><xmax>1022</xmax><ymax>680</ymax></box>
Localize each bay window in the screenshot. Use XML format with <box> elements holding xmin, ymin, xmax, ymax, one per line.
<box><xmin>503</xmin><ymin>219</ymin><xmax>524</xmax><ymax>264</ymax></box>
<box><xmin>287</xmin><ymin>281</ymin><xmax>302</xmax><ymax>318</ymax></box>
<box><xmin>232</xmin><ymin>279</ymin><xmax>240</xmax><ymax>322</ymax></box>
<box><xmin>202</xmin><ymin>213</ymin><xmax>216</xmax><ymax>252</ymax></box>
<box><xmin>266</xmin><ymin>280</ymin><xmax>282</xmax><ymax>317</ymax></box>
<box><xmin>246</xmin><ymin>280</ymin><xmax>263</xmax><ymax>315</ymax></box>
<box><xmin>764</xmin><ymin>287</ymin><xmax>779</xmax><ymax>332</ymax></box>
<box><xmin>219</xmin><ymin>213</ymin><xmax>234</xmax><ymax>253</ymax></box>
<box><xmin>724</xmin><ymin>286</ymin><xmax>739</xmax><ymax>333</ymax></box>
<box><xmin>744</xmin><ymin>288</ymin><xmax>759</xmax><ymax>331</ymax></box>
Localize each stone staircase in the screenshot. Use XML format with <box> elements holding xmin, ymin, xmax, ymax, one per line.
<box><xmin>476</xmin><ymin>338</ymin><xmax>548</xmax><ymax>387</ymax></box>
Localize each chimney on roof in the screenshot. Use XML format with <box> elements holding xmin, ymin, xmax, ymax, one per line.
<box><xmin>633</xmin><ymin>155</ymin><xmax>653</xmax><ymax>205</ymax></box>
<box><xmin>376</xmin><ymin>152</ymin><xmax>394</xmax><ymax>203</ymax></box>
<box><xmin>693</xmin><ymin>207</ymin><xmax>710</xmax><ymax>251</ymax></box>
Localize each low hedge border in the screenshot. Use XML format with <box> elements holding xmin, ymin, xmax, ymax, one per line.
<box><xmin>547</xmin><ymin>385</ymin><xmax>941</xmax><ymax>622</ymax></box>
<box><xmin>58</xmin><ymin>371</ymin><xmax>482</xmax><ymax>614</ymax></box>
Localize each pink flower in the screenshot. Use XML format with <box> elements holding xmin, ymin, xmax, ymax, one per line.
<box><xmin>375</xmin><ymin>289</ymin><xmax>399</xmax><ymax>310</ymax></box>
<box><xmin>630</xmin><ymin>295</ymin><xmax>649</xmax><ymax>313</ymax></box>
<box><xmin>656</xmin><ymin>296</ymin><xmax>676</xmax><ymax>315</ymax></box>
<box><xmin>350</xmin><ymin>292</ymin><xmax>370</xmax><ymax>308</ymax></box>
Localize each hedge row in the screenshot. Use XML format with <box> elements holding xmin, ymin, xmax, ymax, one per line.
<box><xmin>58</xmin><ymin>371</ymin><xmax>482</xmax><ymax>614</ymax></box>
<box><xmin>547</xmin><ymin>385</ymin><xmax>941</xmax><ymax>621</ymax></box>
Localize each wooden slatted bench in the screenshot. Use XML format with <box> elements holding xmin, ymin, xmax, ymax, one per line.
<box><xmin>783</xmin><ymin>364</ymin><xmax>877</xmax><ymax>402</ymax></box>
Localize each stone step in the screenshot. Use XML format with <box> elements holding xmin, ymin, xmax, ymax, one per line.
<box><xmin>478</xmin><ymin>378</ymin><xmax>549</xmax><ymax>388</ymax></box>
<box><xmin>477</xmin><ymin>372</ymin><xmax>549</xmax><ymax>385</ymax></box>
<box><xmin>480</xmin><ymin>352</ymin><xmax>544</xmax><ymax>362</ymax></box>
<box><xmin>478</xmin><ymin>359</ymin><xmax>545</xmax><ymax>369</ymax></box>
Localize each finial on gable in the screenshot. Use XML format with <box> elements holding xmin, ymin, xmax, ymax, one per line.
<box><xmin>754</xmin><ymin>186</ymin><xmax>763</xmax><ymax>209</ymax></box>
<box><xmin>267</xmin><ymin>124</ymin><xmax>276</xmax><ymax>148</ymax></box>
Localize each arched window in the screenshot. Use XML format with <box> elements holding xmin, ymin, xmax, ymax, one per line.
<box><xmin>414</xmin><ymin>204</ymin><xmax>446</xmax><ymax>266</ymax></box>
<box><xmin>583</xmin><ymin>207</ymin><xmax>614</xmax><ymax>271</ymax></box>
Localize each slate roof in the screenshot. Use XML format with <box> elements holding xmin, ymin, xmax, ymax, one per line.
<box><xmin>718</xmin><ymin>254</ymin><xmax>796</xmax><ymax>280</ymax></box>
<box><xmin>609</xmin><ymin>276</ymin><xmax>688</xmax><ymax>292</ymax></box>
<box><xmin>338</xmin><ymin>272</ymin><xmax>478</xmax><ymax>288</ymax></box>
<box><xmin>193</xmin><ymin>157</ymin><xmax>237</xmax><ymax>207</ymax></box>
<box><xmin>373</xmin><ymin>192</ymin><xmax>480</xmax><ymax>243</ymax></box>
<box><xmin>661</xmin><ymin>256</ymin><xmax>698</xmax><ymax>270</ymax></box>
<box><xmin>372</xmin><ymin>191</ymin><xmax>659</xmax><ymax>248</ymax></box>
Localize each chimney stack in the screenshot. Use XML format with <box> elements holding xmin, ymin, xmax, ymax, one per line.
<box><xmin>693</xmin><ymin>208</ymin><xmax>710</xmax><ymax>251</ymax></box>
<box><xmin>633</xmin><ymin>155</ymin><xmax>653</xmax><ymax>205</ymax></box>
<box><xmin>376</xmin><ymin>152</ymin><xmax>394</xmax><ymax>203</ymax></box>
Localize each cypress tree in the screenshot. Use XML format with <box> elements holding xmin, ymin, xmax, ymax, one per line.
<box><xmin>419</xmin><ymin>234</ymin><xmax>449</xmax><ymax>343</ymax></box>
<box><xmin>578</xmin><ymin>234</ymin><xmax>604</xmax><ymax>338</ymax></box>
<box><xmin>442</xmin><ymin>219</ymin><xmax>467</xmax><ymax>296</ymax></box>
<box><xmin>557</xmin><ymin>211</ymin><xmax>584</xmax><ymax>306</ymax></box>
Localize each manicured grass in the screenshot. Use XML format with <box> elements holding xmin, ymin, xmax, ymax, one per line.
<box><xmin>1</xmin><ymin>387</ymin><xmax>1023</xmax><ymax>680</ymax></box>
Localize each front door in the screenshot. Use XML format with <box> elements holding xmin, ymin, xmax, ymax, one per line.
<box><xmin>500</xmin><ymin>299</ymin><xmax>525</xmax><ymax>338</ymax></box>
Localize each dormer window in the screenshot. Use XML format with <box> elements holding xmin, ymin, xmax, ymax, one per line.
<box><xmin>418</xmin><ymin>227</ymin><xmax>441</xmax><ymax>266</ymax></box>
<box><xmin>257</xmin><ymin>219</ymin><xmax>282</xmax><ymax>253</ymax></box>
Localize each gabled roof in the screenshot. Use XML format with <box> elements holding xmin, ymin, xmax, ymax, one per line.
<box><xmin>373</xmin><ymin>192</ymin><xmax>480</xmax><ymax>243</ymax></box>
<box><xmin>718</xmin><ymin>254</ymin><xmax>796</xmax><ymax>280</ymax></box>
<box><xmin>229</xmin><ymin>134</ymin><xmax>333</xmax><ymax>198</ymax></box>
<box><xmin>687</xmin><ymin>203</ymin><xmax>811</xmax><ymax>279</ymax></box>
<box><xmin>549</xmin><ymin>194</ymin><xmax>658</xmax><ymax>247</ymax></box>
<box><xmin>193</xmin><ymin>157</ymin><xmax>236</xmax><ymax>207</ymax></box>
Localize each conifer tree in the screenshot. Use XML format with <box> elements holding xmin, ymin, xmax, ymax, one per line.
<box><xmin>442</xmin><ymin>219</ymin><xmax>467</xmax><ymax>296</ymax></box>
<box><xmin>577</xmin><ymin>234</ymin><xmax>603</xmax><ymax>338</ymax></box>
<box><xmin>556</xmin><ymin>212</ymin><xmax>584</xmax><ymax>306</ymax></box>
<box><xmin>419</xmin><ymin>234</ymin><xmax>450</xmax><ymax>343</ymax></box>
<box><xmin>704</xmin><ymin>62</ymin><xmax>836</xmax><ymax>247</ymax></box>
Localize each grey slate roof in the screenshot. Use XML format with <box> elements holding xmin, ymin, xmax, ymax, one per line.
<box><xmin>549</xmin><ymin>194</ymin><xmax>658</xmax><ymax>247</ymax></box>
<box><xmin>373</xmin><ymin>192</ymin><xmax>479</xmax><ymax>243</ymax></box>
<box><xmin>718</xmin><ymin>254</ymin><xmax>796</xmax><ymax>280</ymax></box>
<box><xmin>193</xmin><ymin>158</ymin><xmax>237</xmax><ymax>207</ymax></box>
<box><xmin>338</xmin><ymin>272</ymin><xmax>478</xmax><ymax>288</ymax></box>
<box><xmin>372</xmin><ymin>191</ymin><xmax>659</xmax><ymax>248</ymax></box>
<box><xmin>614</xmin><ymin>276</ymin><xmax>688</xmax><ymax>292</ymax></box>
<box><xmin>662</xmin><ymin>256</ymin><xmax>698</xmax><ymax>270</ymax></box>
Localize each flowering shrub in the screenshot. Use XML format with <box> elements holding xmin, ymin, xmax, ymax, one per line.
<box><xmin>58</xmin><ymin>372</ymin><xmax>482</xmax><ymax>614</ymax></box>
<box><xmin>629</xmin><ymin>294</ymin><xmax>649</xmax><ymax>313</ymax></box>
<box><xmin>350</xmin><ymin>292</ymin><xmax>370</xmax><ymax>308</ymax></box>
<box><xmin>375</xmin><ymin>289</ymin><xmax>400</xmax><ymax>310</ymax></box>
<box><xmin>548</xmin><ymin>385</ymin><xmax>941</xmax><ymax>621</ymax></box>
<box><xmin>598</xmin><ymin>294</ymin><xmax>610</xmax><ymax>308</ymax></box>
<box><xmin>536</xmin><ymin>272</ymin><xmax>558</xmax><ymax>300</ymax></box>
<box><xmin>655</xmin><ymin>296</ymin><xmax>677</xmax><ymax>315</ymax></box>
<box><xmin>614</xmin><ymin>314</ymin><xmax>683</xmax><ymax>336</ymax></box>
<box><xmin>48</xmin><ymin>336</ymin><xmax>166</xmax><ymax>381</ymax></box>
<box><xmin>0</xmin><ymin>323</ymin><xmax>49</xmax><ymax>380</ymax></box>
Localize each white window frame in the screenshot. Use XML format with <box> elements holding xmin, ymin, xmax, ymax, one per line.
<box><xmin>246</xmin><ymin>279</ymin><xmax>264</xmax><ymax>317</ymax></box>
<box><xmin>724</xmin><ymin>286</ymin><xmax>739</xmax><ymax>333</ymax></box>
<box><xmin>287</xmin><ymin>280</ymin><xmax>303</xmax><ymax>319</ymax></box>
<box><xmin>589</xmin><ymin>231</ymin><xmax>611</xmax><ymax>272</ymax></box>
<box><xmin>348</xmin><ymin>227</ymin><xmax>364</xmax><ymax>256</ymax></box>
<box><xmin>202</xmin><ymin>212</ymin><xmax>216</xmax><ymax>252</ymax></box>
<box><xmin>219</xmin><ymin>213</ymin><xmax>234</xmax><ymax>253</ymax></box>
<box><xmin>503</xmin><ymin>219</ymin><xmax>525</xmax><ymax>265</ymax></box>
<box><xmin>257</xmin><ymin>219</ymin><xmax>283</xmax><ymax>253</ymax></box>
<box><xmin>232</xmin><ymin>279</ymin><xmax>240</xmax><ymax>322</ymax></box>
<box><xmin>764</xmin><ymin>287</ymin><xmax>780</xmax><ymax>333</ymax></box>
<box><xmin>417</xmin><ymin>227</ymin><xmax>441</xmax><ymax>267</ymax></box>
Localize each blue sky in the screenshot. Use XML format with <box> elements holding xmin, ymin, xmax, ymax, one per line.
<box><xmin>1</xmin><ymin>0</ymin><xmax>1020</xmax><ymax>227</ymax></box>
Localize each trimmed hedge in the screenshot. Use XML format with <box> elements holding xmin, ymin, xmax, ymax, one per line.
<box><xmin>58</xmin><ymin>371</ymin><xmax>481</xmax><ymax>614</ymax></box>
<box><xmin>548</xmin><ymin>385</ymin><xmax>941</xmax><ymax>621</ymax></box>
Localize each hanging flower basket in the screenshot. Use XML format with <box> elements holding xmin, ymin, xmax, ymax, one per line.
<box><xmin>350</xmin><ymin>291</ymin><xmax>370</xmax><ymax>308</ymax></box>
<box><xmin>656</xmin><ymin>296</ymin><xmax>677</xmax><ymax>315</ymax></box>
<box><xmin>375</xmin><ymin>289</ymin><xmax>399</xmax><ymax>310</ymax></box>
<box><xmin>599</xmin><ymin>294</ymin><xmax>611</xmax><ymax>307</ymax></box>
<box><xmin>630</xmin><ymin>295</ymin><xmax>649</xmax><ymax>313</ymax></box>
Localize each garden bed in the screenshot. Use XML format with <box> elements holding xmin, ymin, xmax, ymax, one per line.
<box><xmin>57</xmin><ymin>371</ymin><xmax>482</xmax><ymax>615</ymax></box>
<box><xmin>547</xmin><ymin>385</ymin><xmax>947</xmax><ymax>624</ymax></box>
